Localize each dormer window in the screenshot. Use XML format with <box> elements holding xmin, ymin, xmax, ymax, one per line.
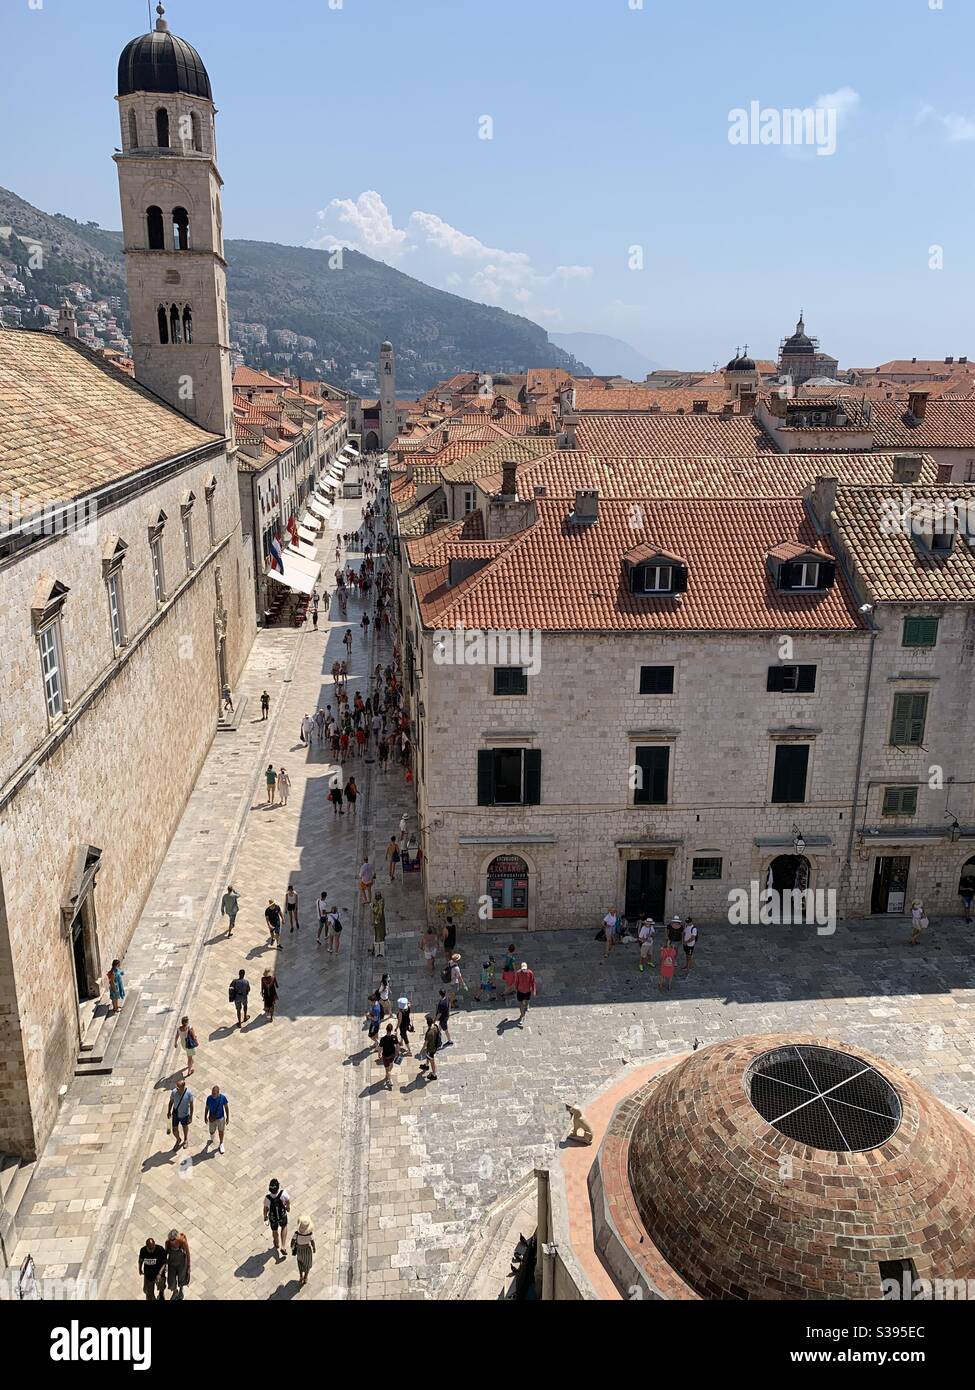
<box><xmin>641</xmin><ymin>565</ymin><xmax>673</xmax><ymax>594</ymax></box>
<box><xmin>793</xmin><ymin>561</ymin><xmax>820</xmax><ymax>590</ymax></box>
<box><xmin>623</xmin><ymin>544</ymin><xmax>687</xmax><ymax>596</ymax></box>
<box><xmin>767</xmin><ymin>544</ymin><xmax>835</xmax><ymax>592</ymax></box>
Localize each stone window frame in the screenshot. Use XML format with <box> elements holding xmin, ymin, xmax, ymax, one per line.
<box><xmin>148</xmin><ymin>510</ymin><xmax>168</xmax><ymax>606</ymax></box>
<box><xmin>630</xmin><ymin>738</ymin><xmax>673</xmax><ymax>807</ymax></box>
<box><xmin>102</xmin><ymin>536</ymin><xmax>129</xmax><ymax>653</ymax></box>
<box><xmin>881</xmin><ymin>786</ymin><xmax>919</xmax><ymax>818</ymax></box>
<box><xmin>768</xmin><ymin>738</ymin><xmax>813</xmax><ymax>805</ymax></box>
<box><xmin>31</xmin><ymin>577</ymin><xmax>70</xmax><ymax>726</ymax></box>
<box><xmin>205</xmin><ymin>476</ymin><xmax>218</xmax><ymax>548</ymax></box>
<box><xmin>180</xmin><ymin>492</ymin><xmax>196</xmax><ymax>574</ymax></box>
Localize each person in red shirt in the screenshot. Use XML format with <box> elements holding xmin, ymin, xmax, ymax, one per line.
<box><xmin>513</xmin><ymin>962</ymin><xmax>536</xmax><ymax>1027</ymax></box>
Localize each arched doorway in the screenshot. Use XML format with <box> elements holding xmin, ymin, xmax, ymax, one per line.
<box><xmin>959</xmin><ymin>857</ymin><xmax>975</xmax><ymax>897</ymax></box>
<box><xmin>364</xmin><ymin>430</ymin><xmax>380</xmax><ymax>452</ymax></box>
<box><xmin>486</xmin><ymin>854</ymin><xmax>529</xmax><ymax>919</ymax></box>
<box><xmin>768</xmin><ymin>854</ymin><xmax>811</xmax><ymax>893</ymax></box>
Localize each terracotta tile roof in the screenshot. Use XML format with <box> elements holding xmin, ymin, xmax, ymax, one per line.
<box><xmin>868</xmin><ymin>360</ymin><xmax>975</xmax><ymax>379</ymax></box>
<box><xmin>439</xmin><ymin>436</ymin><xmax>560</xmax><ymax>484</ymax></box>
<box><xmin>0</xmin><ymin>330</ymin><xmax>218</xmax><ymax>508</ymax></box>
<box><xmin>414</xmin><ymin>497</ymin><xmax>862</xmax><ymax>632</ymax></box>
<box><xmin>232</xmin><ymin>365</ymin><xmax>290</xmax><ymax>389</ymax></box>
<box><xmin>868</xmin><ymin>398</ymin><xmax>975</xmax><ymax>450</ymax></box>
<box><xmin>397</xmin><ymin>488</ymin><xmax>448</xmax><ymax>538</ymax></box>
<box><xmin>831</xmin><ymin>485</ymin><xmax>975</xmax><ymax>603</ymax></box>
<box><xmin>494</xmin><ymin>451</ymin><xmax>940</xmax><ymax>500</ymax></box>
<box><xmin>574</xmin><ymin>412</ymin><xmax>777</xmax><ymax>456</ymax></box>
<box><xmin>574</xmin><ymin>385</ymin><xmax>732</xmax><ymax>413</ymax></box>
<box><xmin>405</xmin><ymin>514</ymin><xmax>496</xmax><ymax>565</ymax></box>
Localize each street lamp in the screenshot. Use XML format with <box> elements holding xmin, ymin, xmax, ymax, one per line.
<box><xmin>792</xmin><ymin>824</ymin><xmax>806</xmax><ymax>855</ymax></box>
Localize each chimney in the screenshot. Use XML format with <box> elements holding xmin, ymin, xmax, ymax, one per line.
<box><xmin>569</xmin><ymin>488</ymin><xmax>598</xmax><ymax>525</ymax></box>
<box><xmin>721</xmin><ymin>401</ymin><xmax>733</xmax><ymax>416</ymax></box>
<box><xmin>501</xmin><ymin>459</ymin><xmax>518</xmax><ymax>497</ymax></box>
<box><xmin>58</xmin><ymin>300</ymin><xmax>78</xmax><ymax>340</ymax></box>
<box><xmin>406</xmin><ymin>463</ymin><xmax>414</xmax><ymax>484</ymax></box>
<box><xmin>692</xmin><ymin>400</ymin><xmax>708</xmax><ymax>414</ymax></box>
<box><xmin>810</xmin><ymin>474</ymin><xmax>838</xmax><ymax>526</ymax></box>
<box><xmin>893</xmin><ymin>453</ymin><xmax>924</xmax><ymax>484</ymax></box>
<box><xmin>945</xmin><ymin>356</ymin><xmax>955</xmax><ymax>365</ymax></box>
<box><xmin>907</xmin><ymin>390</ymin><xmax>929</xmax><ymax>421</ymax></box>
<box><xmin>739</xmin><ymin>391</ymin><xmax>757</xmax><ymax>415</ymax></box>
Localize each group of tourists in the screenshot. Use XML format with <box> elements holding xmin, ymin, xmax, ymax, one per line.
<box><xmin>601</xmin><ymin>909</ymin><xmax>699</xmax><ymax>989</ymax></box>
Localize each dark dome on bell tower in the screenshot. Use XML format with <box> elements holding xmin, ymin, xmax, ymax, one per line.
<box><xmin>117</xmin><ymin>4</ymin><xmax>212</xmax><ymax>101</ymax></box>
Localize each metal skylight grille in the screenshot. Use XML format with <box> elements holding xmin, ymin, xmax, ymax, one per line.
<box><xmin>744</xmin><ymin>1045</ymin><xmax>902</xmax><ymax>1152</ymax></box>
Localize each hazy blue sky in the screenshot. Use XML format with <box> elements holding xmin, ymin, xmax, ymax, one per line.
<box><xmin>2</xmin><ymin>0</ymin><xmax>974</xmax><ymax>368</ymax></box>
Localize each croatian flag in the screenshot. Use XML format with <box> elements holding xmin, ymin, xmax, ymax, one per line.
<box><xmin>269</xmin><ymin>536</ymin><xmax>284</xmax><ymax>572</ymax></box>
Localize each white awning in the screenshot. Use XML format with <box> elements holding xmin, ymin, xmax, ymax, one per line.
<box><xmin>284</xmin><ymin>551</ymin><xmax>321</xmax><ymax>581</ymax></box>
<box><xmin>297</xmin><ymin>523</ymin><xmax>318</xmax><ymax>544</ymax></box>
<box><xmin>287</xmin><ymin>539</ymin><xmax>317</xmax><ymax>561</ymax></box>
<box><xmin>266</xmin><ymin>560</ymin><xmax>315</xmax><ymax>596</ymax></box>
<box><xmin>341</xmin><ymin>444</ymin><xmax>358</xmax><ymax>458</ymax></box>
<box><xmin>307</xmin><ymin>496</ymin><xmax>330</xmax><ymax>519</ymax></box>
<box><xmin>330</xmin><ymin>461</ymin><xmax>347</xmax><ymax>474</ymax></box>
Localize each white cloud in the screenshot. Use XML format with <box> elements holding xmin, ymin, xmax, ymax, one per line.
<box><xmin>308</xmin><ymin>191</ymin><xmax>592</xmax><ymax>322</ymax></box>
<box><xmin>915</xmin><ymin>105</ymin><xmax>975</xmax><ymax>143</ymax></box>
<box><xmin>815</xmin><ymin>86</ymin><xmax>860</xmax><ymax>126</ymax></box>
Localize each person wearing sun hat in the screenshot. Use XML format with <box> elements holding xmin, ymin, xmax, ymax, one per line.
<box><xmin>291</xmin><ymin>1218</ymin><xmax>316</xmax><ymax>1287</ymax></box>
<box><xmin>396</xmin><ymin>996</ymin><xmax>413</xmax><ymax>1055</ymax></box>
<box><xmin>448</xmin><ymin>952</ymin><xmax>466</xmax><ymax>1009</ymax></box>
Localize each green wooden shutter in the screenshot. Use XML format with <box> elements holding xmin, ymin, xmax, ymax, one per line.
<box><xmin>523</xmin><ymin>749</ymin><xmax>541</xmax><ymax>805</ymax></box>
<box><xmin>772</xmin><ymin>745</ymin><xmax>809</xmax><ymax>802</ymax></box>
<box><xmin>477</xmin><ymin>750</ymin><xmax>494</xmax><ymax>805</ymax></box>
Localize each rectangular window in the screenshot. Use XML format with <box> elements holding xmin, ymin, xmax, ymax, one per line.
<box><xmin>107</xmin><ymin>574</ymin><xmax>125</xmax><ymax>650</ymax></box>
<box><xmin>640</xmin><ymin>565</ymin><xmax>672</xmax><ymax>593</ymax></box>
<box><xmin>493</xmin><ymin>666</ymin><xmax>528</xmax><ymax>696</ymax></box>
<box><xmin>902</xmin><ymin>616</ymin><xmax>939</xmax><ymax>648</ymax></box>
<box><xmin>463</xmin><ymin>489</ymin><xmax>475</xmax><ymax>514</ymax></box>
<box><xmin>477</xmin><ymin>748</ymin><xmax>541</xmax><ymax>806</ymax></box>
<box><xmin>890</xmin><ymin>692</ymin><xmax>928</xmax><ymax>747</ymax></box>
<box><xmin>771</xmin><ymin>744</ymin><xmax>809</xmax><ymax>803</ymax></box>
<box><xmin>206</xmin><ymin>491</ymin><xmax>217</xmax><ymax>547</ymax></box>
<box><xmin>633</xmin><ymin>745</ymin><xmax>670</xmax><ymax>805</ymax></box>
<box><xmin>793</xmin><ymin>561</ymin><xmax>819</xmax><ymax>589</ymax></box>
<box><xmin>767</xmin><ymin>664</ymin><xmax>817</xmax><ymax>693</ymax></box>
<box><xmin>39</xmin><ymin>624</ymin><xmax>64</xmax><ymax>721</ymax></box>
<box><xmin>692</xmin><ymin>856</ymin><xmax>723</xmax><ymax>880</ymax></box>
<box><xmin>182</xmin><ymin>514</ymin><xmax>194</xmax><ymax>573</ymax></box>
<box><xmin>882</xmin><ymin>786</ymin><xmax>918</xmax><ymax>817</ymax></box>
<box><xmin>151</xmin><ymin>536</ymin><xmax>166</xmax><ymax>604</ymax></box>
<box><xmin>639</xmin><ymin>665</ymin><xmax>675</xmax><ymax>694</ymax></box>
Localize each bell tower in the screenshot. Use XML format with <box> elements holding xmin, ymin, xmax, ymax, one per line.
<box><xmin>113</xmin><ymin>4</ymin><xmax>233</xmax><ymax>442</ymax></box>
<box><xmin>379</xmin><ymin>338</ymin><xmax>397</xmax><ymax>449</ymax></box>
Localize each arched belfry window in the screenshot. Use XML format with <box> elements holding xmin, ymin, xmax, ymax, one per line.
<box><xmin>172</xmin><ymin>207</ymin><xmax>190</xmax><ymax>252</ymax></box>
<box><xmin>169</xmin><ymin>304</ymin><xmax>182</xmax><ymax>345</ymax></box>
<box><xmin>156</xmin><ymin>107</ymin><xmax>170</xmax><ymax>148</ymax></box>
<box><xmin>182</xmin><ymin>306</ymin><xmax>193</xmax><ymax>343</ymax></box>
<box><xmin>147</xmin><ymin>206</ymin><xmax>165</xmax><ymax>251</ymax></box>
<box><xmin>157</xmin><ymin>305</ymin><xmax>169</xmax><ymax>344</ymax></box>
<box><xmin>128</xmin><ymin>110</ymin><xmax>138</xmax><ymax>149</ymax></box>
<box><xmin>191</xmin><ymin>111</ymin><xmax>202</xmax><ymax>151</ymax></box>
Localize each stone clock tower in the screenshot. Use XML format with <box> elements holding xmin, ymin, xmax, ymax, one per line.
<box><xmin>113</xmin><ymin>4</ymin><xmax>233</xmax><ymax>442</ymax></box>
<box><xmin>379</xmin><ymin>338</ymin><xmax>397</xmax><ymax>449</ymax></box>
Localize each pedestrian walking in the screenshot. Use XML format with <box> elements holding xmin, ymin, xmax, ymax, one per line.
<box><xmin>204</xmin><ymin>1085</ymin><xmax>230</xmax><ymax>1153</ymax></box>
<box><xmin>343</xmin><ymin>628</ymin><xmax>353</xmax><ymax>658</ymax></box>
<box><xmin>500</xmin><ymin>944</ymin><xmax>517</xmax><ymax>999</ymax></box>
<box><xmin>378</xmin><ymin>1023</ymin><xmax>399</xmax><ymax>1088</ymax></box>
<box><xmin>421</xmin><ymin>925</ymin><xmax>439</xmax><ymax>975</ymax></box>
<box><xmin>277</xmin><ymin>767</ymin><xmax>292</xmax><ymax>806</ymax></box>
<box><xmin>435</xmin><ymin>988</ymin><xmax>451</xmax><ymax>1044</ymax></box>
<box><xmin>418</xmin><ymin>1014</ymin><xmax>441</xmax><ymax>1081</ymax></box>
<box><xmin>265</xmin><ymin>898</ymin><xmax>283</xmax><ymax>949</ymax></box>
<box><xmin>229</xmin><ymin>969</ymin><xmax>250</xmax><ymax>1026</ymax></box>
<box><xmin>386</xmin><ymin>835</ymin><xmax>401</xmax><ymax>881</ymax></box>
<box><xmin>261</xmin><ymin>968</ymin><xmax>279</xmax><ymax>1020</ymax></box>
<box><xmin>961</xmin><ymin>880</ymin><xmax>975</xmax><ymax>924</ymax></box>
<box><xmin>659</xmin><ymin>943</ymin><xmax>678</xmax><ymax>991</ymax></box>
<box><xmin>377</xmin><ymin>737</ymin><xmax>389</xmax><ymax>772</ymax></box>
<box><xmin>513</xmin><ymin>961</ymin><xmax>536</xmax><ymax>1026</ymax></box>
<box><xmin>682</xmin><ymin>917</ymin><xmax>698</xmax><ymax>971</ymax></box>
<box><xmin>315</xmin><ymin>707</ymin><xmax>327</xmax><ymax>743</ymax></box>
<box><xmin>910</xmin><ymin>900</ymin><xmax>929</xmax><ymax>945</ymax></box>
<box><xmin>163</xmin><ymin>1231</ymin><xmax>191</xmax><ymax>1300</ymax></box>
<box><xmin>378</xmin><ymin>973</ymin><xmax>393</xmax><ymax>1017</ymax></box>
<box><xmin>220</xmin><ymin>884</ymin><xmax>240</xmax><ymax>937</ymax></box>
<box><xmin>398</xmin><ymin>812</ymin><xmax>409</xmax><ymax>839</ymax></box>
<box><xmin>285</xmin><ymin>885</ymin><xmax>300</xmax><ymax>933</ymax></box>
<box><xmin>327</xmin><ymin>909</ymin><xmax>343</xmax><ymax>954</ymax></box>
<box><xmin>372</xmin><ymin>891</ymin><xmax>386</xmax><ymax>957</ymax></box>
<box><xmin>475</xmin><ymin>956</ymin><xmax>497</xmax><ymax>1003</ymax></box>
<box><xmin>260</xmin><ymin>690</ymin><xmax>270</xmax><ymax>720</ymax></box>
<box><xmin>174</xmin><ymin>1017</ymin><xmax>199</xmax><ymax>1076</ymax></box>
<box><xmin>222</xmin><ymin>683</ymin><xmax>234</xmax><ymax>713</ymax></box>
<box><xmin>263</xmin><ymin>1179</ymin><xmax>291</xmax><ymax>1261</ymax></box>
<box><xmin>329</xmin><ymin>781</ymin><xmax>344</xmax><ymax>816</ymax></box>
<box><xmin>358</xmin><ymin>857</ymin><xmax>375</xmax><ymax>905</ymax></box>
<box><xmin>345</xmin><ymin>776</ymin><xmax>359</xmax><ymax>815</ymax></box>
<box><xmin>167</xmin><ymin>1078</ymin><xmax>194</xmax><ymax>1149</ymax></box>
<box><xmin>448</xmin><ymin>953</ymin><xmax>468</xmax><ymax>1010</ymax></box>
<box><xmin>638</xmin><ymin>918</ymin><xmax>655</xmax><ymax>972</ymax></box>
<box><xmin>666</xmin><ymin>916</ymin><xmax>683</xmax><ymax>949</ymax></box>
<box><xmin>316</xmin><ymin>890</ymin><xmax>329</xmax><ymax>945</ymax></box>
<box><xmin>396</xmin><ymin>996</ymin><xmax>413</xmax><ymax>1054</ymax></box>
<box><xmin>361</xmin><ymin>612</ymin><xmax>370</xmax><ymax>640</ymax></box>
<box><xmin>264</xmin><ymin>763</ymin><xmax>277</xmax><ymax>805</ymax></box>
<box><xmin>107</xmin><ymin>958</ymin><xmax>125</xmax><ymax>1013</ymax></box>
<box><xmin>138</xmin><ymin>1237</ymin><xmax>166</xmax><ymax>1301</ymax></box>
<box><xmin>292</xmin><ymin>1219</ymin><xmax>316</xmax><ymax>1287</ymax></box>
<box><xmin>366</xmin><ymin>994</ymin><xmax>382</xmax><ymax>1049</ymax></box>
<box><xmin>300</xmin><ymin>714</ymin><xmax>316</xmax><ymax>746</ymax></box>
<box><xmin>442</xmin><ymin>914</ymin><xmax>457</xmax><ymax>959</ymax></box>
<box><xmin>312</xmin><ymin>606</ymin><xmax>319</xmax><ymax>630</ymax></box>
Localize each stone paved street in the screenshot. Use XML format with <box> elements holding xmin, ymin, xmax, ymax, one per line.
<box><xmin>9</xmin><ymin>489</ymin><xmax>975</xmax><ymax>1301</ymax></box>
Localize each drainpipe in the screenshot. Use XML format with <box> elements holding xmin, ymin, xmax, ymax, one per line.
<box><xmin>846</xmin><ymin>628</ymin><xmax>878</xmax><ymax>866</ymax></box>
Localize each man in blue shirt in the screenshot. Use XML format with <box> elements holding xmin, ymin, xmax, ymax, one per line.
<box><xmin>204</xmin><ymin>1086</ymin><xmax>230</xmax><ymax>1154</ymax></box>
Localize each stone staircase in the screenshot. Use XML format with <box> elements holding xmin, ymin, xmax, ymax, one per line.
<box><xmin>217</xmin><ymin>695</ymin><xmax>247</xmax><ymax>732</ymax></box>
<box><xmin>74</xmin><ymin>987</ymin><xmax>142</xmax><ymax>1077</ymax></box>
<box><xmin>0</xmin><ymin>1153</ymin><xmax>36</xmax><ymax>1267</ymax></box>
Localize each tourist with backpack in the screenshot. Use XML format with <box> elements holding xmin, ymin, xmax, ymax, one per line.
<box><xmin>418</xmin><ymin>1013</ymin><xmax>441</xmax><ymax>1081</ymax></box>
<box><xmin>229</xmin><ymin>969</ymin><xmax>250</xmax><ymax>1026</ymax></box>
<box><xmin>263</xmin><ymin>1179</ymin><xmax>291</xmax><ymax>1261</ymax></box>
<box><xmin>174</xmin><ymin>1016</ymin><xmax>199</xmax><ymax>1075</ymax></box>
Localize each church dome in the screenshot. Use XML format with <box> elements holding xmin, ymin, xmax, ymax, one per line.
<box><xmin>623</xmin><ymin>1035</ymin><xmax>975</xmax><ymax>1300</ymax></box>
<box><xmin>380</xmin><ymin>340</ymin><xmax>393</xmax><ymax>353</ymax></box>
<box><xmin>783</xmin><ymin>314</ymin><xmax>815</xmax><ymax>353</ymax></box>
<box><xmin>118</xmin><ymin>5</ymin><xmax>212</xmax><ymax>101</ymax></box>
<box><xmin>725</xmin><ymin>349</ymin><xmax>756</xmax><ymax>372</ymax></box>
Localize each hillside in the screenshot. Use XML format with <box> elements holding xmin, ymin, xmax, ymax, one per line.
<box><xmin>0</xmin><ymin>186</ymin><xmax>589</xmax><ymax>391</ymax></box>
<box><xmin>549</xmin><ymin>331</ymin><xmax>658</xmax><ymax>380</ymax></box>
